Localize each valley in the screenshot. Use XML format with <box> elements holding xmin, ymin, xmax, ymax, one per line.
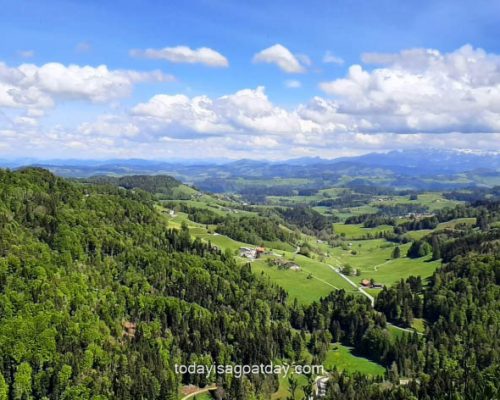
<box><xmin>137</xmin><ymin>172</ymin><xmax>494</xmax><ymax>398</ymax></box>
<box><xmin>0</xmin><ymin>166</ymin><xmax>497</xmax><ymax>400</ymax></box>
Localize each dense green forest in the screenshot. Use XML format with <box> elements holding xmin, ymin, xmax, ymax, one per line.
<box><xmin>171</xmin><ymin>203</ymin><xmax>335</xmax><ymax>244</ymax></box>
<box><xmin>214</xmin><ymin>214</ymin><xmax>299</xmax><ymax>245</ymax></box>
<box><xmin>0</xmin><ymin>168</ymin><xmax>296</xmax><ymax>399</ymax></box>
<box><xmin>0</xmin><ymin>169</ymin><xmax>392</xmax><ymax>399</ymax></box>
<box><xmin>0</xmin><ymin>168</ymin><xmax>498</xmax><ymax>399</ymax></box>
<box><xmin>85</xmin><ymin>175</ymin><xmax>194</xmax><ymax>199</ymax></box>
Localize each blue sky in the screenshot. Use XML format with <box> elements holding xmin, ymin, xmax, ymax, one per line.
<box><xmin>1</xmin><ymin>0</ymin><xmax>500</xmax><ymax>159</ymax></box>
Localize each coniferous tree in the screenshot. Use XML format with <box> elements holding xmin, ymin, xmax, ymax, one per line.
<box><xmin>392</xmin><ymin>246</ymin><xmax>401</xmax><ymax>259</ymax></box>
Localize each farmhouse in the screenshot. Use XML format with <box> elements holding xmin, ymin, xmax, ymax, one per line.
<box><xmin>255</xmin><ymin>247</ymin><xmax>266</xmax><ymax>258</ymax></box>
<box><xmin>239</xmin><ymin>247</ymin><xmax>256</xmax><ymax>259</ymax></box>
<box><xmin>360</xmin><ymin>279</ymin><xmax>384</xmax><ymax>289</ymax></box>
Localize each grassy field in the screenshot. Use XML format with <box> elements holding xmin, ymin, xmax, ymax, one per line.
<box><xmin>271</xmin><ymin>343</ymin><xmax>384</xmax><ymax>399</ymax></box>
<box><xmin>412</xmin><ymin>318</ymin><xmax>426</xmax><ymax>333</ymax></box>
<box><xmin>164</xmin><ymin>207</ymin><xmax>359</xmax><ymax>305</ymax></box>
<box><xmin>263</xmin><ymin>240</ymin><xmax>297</xmax><ymax>252</ymax></box>
<box><xmin>170</xmin><ymin>184</ymin><xmax>199</xmax><ymax>199</ymax></box>
<box><xmin>323</xmin><ymin>344</ymin><xmax>385</xmax><ymax>376</ymax></box>
<box><xmin>252</xmin><ymin>255</ymin><xmax>356</xmax><ymax>304</ymax></box>
<box><xmin>293</xmin><ymin>191</ymin><xmax>462</xmax><ymax>222</ymax></box>
<box><xmin>404</xmin><ymin>230</ymin><xmax>433</xmax><ymax>240</ymax></box>
<box><xmin>436</xmin><ymin>217</ymin><xmax>476</xmax><ymax>230</ymax></box>
<box><xmin>164</xmin><ymin>207</ymin><xmax>441</xmax><ymax>300</ymax></box>
<box><xmin>167</xmin><ymin>198</ymin><xmax>257</xmax><ymax>217</ymax></box>
<box><xmin>402</xmin><ymin>216</ymin><xmax>476</xmax><ymax>243</ymax></box>
<box><xmin>188</xmin><ymin>393</ymin><xmax>211</xmax><ymax>400</ymax></box>
<box><xmin>154</xmin><ymin>188</ymin><xmax>463</xmax><ymax>392</ymax></box>
<box><xmin>333</xmin><ymin>223</ymin><xmax>393</xmax><ymax>239</ymax></box>
<box><xmin>272</xmin><ymin>373</ymin><xmax>309</xmax><ymax>400</ymax></box>
<box><xmin>333</xmin><ymin>205</ymin><xmax>380</xmax><ymax>220</ymax></box>
<box><xmin>327</xmin><ymin>239</ymin><xmax>440</xmax><ymax>287</ymax></box>
<box><xmin>369</xmin><ymin>192</ymin><xmax>461</xmax><ymax>211</ymax></box>
<box><xmin>252</xmin><ymin>260</ymin><xmax>336</xmax><ymax>304</ymax></box>
<box><xmin>357</xmin><ymin>257</ymin><xmax>439</xmax><ymax>287</ymax></box>
<box><xmin>387</xmin><ymin>325</ymin><xmax>409</xmax><ymax>339</ymax></box>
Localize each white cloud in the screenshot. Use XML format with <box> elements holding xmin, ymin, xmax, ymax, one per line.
<box><xmin>0</xmin><ymin>61</ymin><xmax>173</xmax><ymax>111</ymax></box>
<box><xmin>319</xmin><ymin>45</ymin><xmax>500</xmax><ymax>134</ymax></box>
<box><xmin>13</xmin><ymin>116</ymin><xmax>38</xmax><ymax>127</ymax></box>
<box><xmin>249</xmin><ymin>136</ymin><xmax>279</xmax><ymax>148</ymax></box>
<box><xmin>78</xmin><ymin>114</ymin><xmax>141</xmax><ymax>138</ymax></box>
<box><xmin>253</xmin><ymin>44</ymin><xmax>306</xmax><ymax>73</ymax></box>
<box><xmin>130</xmin><ymin>46</ymin><xmax>229</xmax><ymax>67</ymax></box>
<box><xmin>131</xmin><ymin>86</ymin><xmax>305</xmax><ymax>136</ymax></box>
<box><xmin>323</xmin><ymin>51</ymin><xmax>344</xmax><ymax>65</ymax></box>
<box><xmin>1</xmin><ymin>45</ymin><xmax>500</xmax><ymax>159</ymax></box>
<box><xmin>285</xmin><ymin>79</ymin><xmax>301</xmax><ymax>89</ymax></box>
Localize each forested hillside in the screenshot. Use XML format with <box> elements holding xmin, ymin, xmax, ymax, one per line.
<box><xmin>85</xmin><ymin>175</ymin><xmax>197</xmax><ymax>199</ymax></box>
<box><xmin>0</xmin><ymin>168</ymin><xmax>498</xmax><ymax>399</ymax></box>
<box><xmin>0</xmin><ymin>169</ymin><xmax>390</xmax><ymax>399</ymax></box>
<box><xmin>0</xmin><ymin>168</ymin><xmax>295</xmax><ymax>399</ymax></box>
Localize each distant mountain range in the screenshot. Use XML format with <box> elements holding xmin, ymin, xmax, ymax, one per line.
<box><xmin>1</xmin><ymin>149</ymin><xmax>499</xmax><ymax>191</ymax></box>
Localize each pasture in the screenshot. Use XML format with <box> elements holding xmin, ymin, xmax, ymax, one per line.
<box><xmin>323</xmin><ymin>344</ymin><xmax>385</xmax><ymax>376</ymax></box>
<box><xmin>328</xmin><ymin>239</ymin><xmax>440</xmax><ymax>287</ymax></box>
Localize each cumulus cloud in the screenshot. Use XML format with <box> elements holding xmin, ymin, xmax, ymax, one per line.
<box><xmin>253</xmin><ymin>44</ymin><xmax>307</xmax><ymax>73</ymax></box>
<box><xmin>130</xmin><ymin>86</ymin><xmax>308</xmax><ymax>137</ymax></box>
<box><xmin>0</xmin><ymin>61</ymin><xmax>173</xmax><ymax>111</ymax></box>
<box><xmin>319</xmin><ymin>45</ymin><xmax>500</xmax><ymax>134</ymax></box>
<box><xmin>78</xmin><ymin>114</ymin><xmax>141</xmax><ymax>138</ymax></box>
<box><xmin>1</xmin><ymin>45</ymin><xmax>500</xmax><ymax>159</ymax></box>
<box><xmin>130</xmin><ymin>46</ymin><xmax>229</xmax><ymax>67</ymax></box>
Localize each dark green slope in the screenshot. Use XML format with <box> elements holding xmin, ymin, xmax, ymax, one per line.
<box><xmin>0</xmin><ymin>168</ymin><xmax>295</xmax><ymax>399</ymax></box>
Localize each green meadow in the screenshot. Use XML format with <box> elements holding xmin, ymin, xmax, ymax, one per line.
<box><xmin>271</xmin><ymin>343</ymin><xmax>384</xmax><ymax>399</ymax></box>
<box><xmin>252</xmin><ymin>255</ymin><xmax>356</xmax><ymax>305</ymax></box>
<box><xmin>323</xmin><ymin>344</ymin><xmax>385</xmax><ymax>376</ymax></box>
<box><xmin>164</xmin><ymin>207</ymin><xmax>442</xmax><ymax>302</ymax></box>
<box><xmin>333</xmin><ymin>223</ymin><xmax>393</xmax><ymax>239</ymax></box>
<box><xmin>327</xmin><ymin>239</ymin><xmax>440</xmax><ymax>287</ymax></box>
<box><xmin>368</xmin><ymin>192</ymin><xmax>461</xmax><ymax>211</ymax></box>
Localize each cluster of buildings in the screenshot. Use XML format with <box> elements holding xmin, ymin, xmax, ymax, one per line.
<box><xmin>239</xmin><ymin>247</ymin><xmax>302</xmax><ymax>273</ymax></box>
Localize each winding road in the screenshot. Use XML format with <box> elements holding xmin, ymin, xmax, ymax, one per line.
<box><xmin>327</xmin><ymin>264</ymin><xmax>424</xmax><ymax>336</ymax></box>
<box><xmin>327</xmin><ymin>264</ymin><xmax>375</xmax><ymax>306</ymax></box>
<box><xmin>180</xmin><ymin>384</ymin><xmax>217</xmax><ymax>400</ymax></box>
